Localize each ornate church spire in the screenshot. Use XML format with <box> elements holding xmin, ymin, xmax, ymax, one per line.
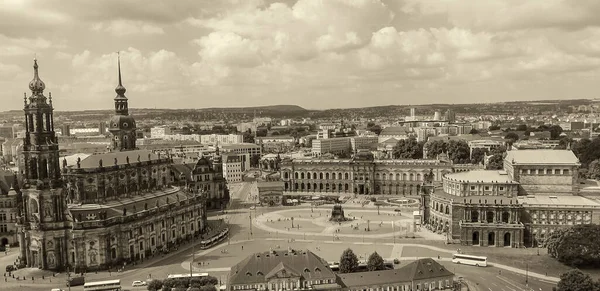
<box><xmin>114</xmin><ymin>52</ymin><xmax>129</xmax><ymax>115</ymax></box>
<box><xmin>108</xmin><ymin>52</ymin><xmax>137</xmax><ymax>151</ymax></box>
<box><xmin>28</xmin><ymin>58</ymin><xmax>47</xmax><ymax>103</ymax></box>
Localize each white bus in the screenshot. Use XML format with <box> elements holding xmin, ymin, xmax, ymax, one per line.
<box><xmin>451</xmin><ymin>254</ymin><xmax>487</xmax><ymax>267</ymax></box>
<box><xmin>167</xmin><ymin>273</ymin><xmax>209</xmax><ymax>279</ymax></box>
<box><xmin>83</xmin><ymin>279</ymin><xmax>121</xmax><ymax>291</ymax></box>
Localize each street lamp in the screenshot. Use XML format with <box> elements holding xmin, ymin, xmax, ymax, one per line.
<box><xmin>525</xmin><ymin>262</ymin><xmax>529</xmax><ymax>286</ymax></box>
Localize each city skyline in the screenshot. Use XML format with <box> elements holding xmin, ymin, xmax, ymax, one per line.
<box><xmin>2</xmin><ymin>0</ymin><xmax>600</xmax><ymax>111</ymax></box>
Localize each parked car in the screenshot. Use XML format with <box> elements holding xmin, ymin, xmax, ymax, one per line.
<box><xmin>51</xmin><ymin>288</ymin><xmax>65</xmax><ymax>291</ymax></box>
<box><xmin>250</xmin><ymin>206</ymin><xmax>256</xmax><ymax>210</ymax></box>
<box><xmin>132</xmin><ymin>281</ymin><xmax>147</xmax><ymax>287</ymax></box>
<box><xmin>394</xmin><ymin>208</ymin><xmax>402</xmax><ymax>212</ymax></box>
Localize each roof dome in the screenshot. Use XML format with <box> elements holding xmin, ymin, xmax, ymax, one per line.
<box><xmin>29</xmin><ymin>59</ymin><xmax>45</xmax><ymax>93</ymax></box>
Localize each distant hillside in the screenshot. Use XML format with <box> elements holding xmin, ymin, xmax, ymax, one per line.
<box><xmin>199</xmin><ymin>105</ymin><xmax>307</xmax><ymax>113</ymax></box>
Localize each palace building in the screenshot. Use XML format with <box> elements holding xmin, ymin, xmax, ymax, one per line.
<box><xmin>16</xmin><ymin>58</ymin><xmax>208</xmax><ymax>271</ymax></box>
<box><xmin>279</xmin><ymin>151</ymin><xmax>479</xmax><ymax>196</ymax></box>
<box><xmin>424</xmin><ymin>150</ymin><xmax>600</xmax><ymax>247</ymax></box>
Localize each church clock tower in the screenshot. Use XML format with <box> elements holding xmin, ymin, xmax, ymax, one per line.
<box><xmin>17</xmin><ymin>59</ymin><xmax>70</xmax><ymax>270</ymax></box>
<box><xmin>108</xmin><ymin>53</ymin><xmax>137</xmax><ymax>151</ymax></box>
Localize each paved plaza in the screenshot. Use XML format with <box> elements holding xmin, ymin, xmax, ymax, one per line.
<box><xmin>254</xmin><ymin>206</ymin><xmax>445</xmax><ymax>240</ymax></box>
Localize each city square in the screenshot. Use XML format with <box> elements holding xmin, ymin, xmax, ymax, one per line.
<box><xmin>3</xmin><ymin>2</ymin><xmax>600</xmax><ymax>290</ymax></box>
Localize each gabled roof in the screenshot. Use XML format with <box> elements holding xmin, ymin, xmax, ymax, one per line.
<box><xmin>229</xmin><ymin>249</ymin><xmax>335</xmax><ymax>285</ymax></box>
<box><xmin>403</xmin><ymin>258</ymin><xmax>454</xmax><ymax>280</ymax></box>
<box><xmin>0</xmin><ymin>170</ymin><xmax>17</xmax><ymax>195</ymax></box>
<box><xmin>171</xmin><ymin>163</ymin><xmax>194</xmax><ymax>179</ymax></box>
<box><xmin>265</xmin><ymin>262</ymin><xmax>300</xmax><ymax>279</ymax></box>
<box><xmin>338</xmin><ymin>258</ymin><xmax>453</xmax><ymax>288</ymax></box>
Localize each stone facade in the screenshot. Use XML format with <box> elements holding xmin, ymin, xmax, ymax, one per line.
<box><xmin>16</xmin><ymin>59</ymin><xmax>208</xmax><ymax>271</ymax></box>
<box><xmin>425</xmin><ymin>150</ymin><xmax>600</xmax><ymax>247</ymax></box>
<box><xmin>280</xmin><ymin>152</ymin><xmax>470</xmax><ymax>196</ymax></box>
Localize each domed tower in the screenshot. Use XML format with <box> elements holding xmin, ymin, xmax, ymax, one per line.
<box><xmin>18</xmin><ymin>59</ymin><xmax>70</xmax><ymax>270</ymax></box>
<box><xmin>108</xmin><ymin>53</ymin><xmax>137</xmax><ymax>151</ymax></box>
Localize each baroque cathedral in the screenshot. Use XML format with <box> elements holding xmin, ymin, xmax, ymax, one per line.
<box><xmin>16</xmin><ymin>58</ymin><xmax>208</xmax><ymax>271</ymax></box>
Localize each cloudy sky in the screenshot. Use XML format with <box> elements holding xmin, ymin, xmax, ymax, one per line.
<box><xmin>2</xmin><ymin>0</ymin><xmax>600</xmax><ymax>111</ymax></box>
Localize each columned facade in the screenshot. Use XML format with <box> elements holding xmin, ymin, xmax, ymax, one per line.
<box><xmin>280</xmin><ymin>156</ymin><xmax>455</xmax><ymax>196</ymax></box>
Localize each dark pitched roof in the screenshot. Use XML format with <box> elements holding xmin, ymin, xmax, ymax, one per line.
<box><xmin>0</xmin><ymin>170</ymin><xmax>16</xmax><ymax>195</ymax></box>
<box><xmin>78</xmin><ymin>150</ymin><xmax>160</xmax><ymax>169</ymax></box>
<box><xmin>171</xmin><ymin>163</ymin><xmax>194</xmax><ymax>180</ymax></box>
<box><xmin>403</xmin><ymin>258</ymin><xmax>454</xmax><ymax>281</ymax></box>
<box><xmin>338</xmin><ymin>258</ymin><xmax>453</xmax><ymax>288</ymax></box>
<box><xmin>229</xmin><ymin>249</ymin><xmax>335</xmax><ymax>285</ymax></box>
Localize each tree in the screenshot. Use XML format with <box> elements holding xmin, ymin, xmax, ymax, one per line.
<box><xmin>250</xmin><ymin>154</ymin><xmax>261</xmax><ymax>168</ymax></box>
<box><xmin>546</xmin><ymin>224</ymin><xmax>600</xmax><ymax>267</ymax></box>
<box><xmin>469</xmin><ymin>128</ymin><xmax>479</xmax><ymax>134</ymax></box>
<box><xmin>243</xmin><ymin>131</ymin><xmax>255</xmax><ymax>143</ymax></box>
<box><xmin>516</xmin><ymin>124</ymin><xmax>528</xmax><ymax>131</ymax></box>
<box><xmin>147</xmin><ymin>279</ymin><xmax>163</xmax><ymax>291</ymax></box>
<box><xmin>425</xmin><ymin>140</ymin><xmax>447</xmax><ymax>158</ymax></box>
<box><xmin>200</xmin><ymin>284</ymin><xmax>217</xmax><ymax>291</ymax></box>
<box><xmin>470</xmin><ymin>148</ymin><xmax>487</xmax><ymax>164</ymax></box>
<box><xmin>367</xmin><ymin>251</ymin><xmax>385</xmax><ymax>271</ymax></box>
<box><xmin>555</xmin><ymin>270</ymin><xmax>600</xmax><ymax>291</ymax></box>
<box><xmin>549</xmin><ymin>125</ymin><xmax>564</xmax><ymax>139</ymax></box>
<box><xmin>367</xmin><ymin>124</ymin><xmax>382</xmax><ymax>135</ymax></box>
<box><xmin>486</xmin><ymin>154</ymin><xmax>504</xmax><ymax>170</ymax></box>
<box><xmin>557</xmin><ymin>137</ymin><xmax>573</xmax><ymax>149</ymax></box>
<box><xmin>392</xmin><ymin>137</ymin><xmax>424</xmax><ymax>159</ymax></box>
<box><xmin>588</xmin><ymin>159</ymin><xmax>600</xmax><ymax>179</ymax></box>
<box><xmin>447</xmin><ymin>140</ymin><xmax>470</xmax><ymax>164</ymax></box>
<box><xmin>339</xmin><ymin>248</ymin><xmax>359</xmax><ymax>273</ymax></box>
<box><xmin>504</xmin><ymin>132</ymin><xmax>519</xmax><ymax>141</ymax></box>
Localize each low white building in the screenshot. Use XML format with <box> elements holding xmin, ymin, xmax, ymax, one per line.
<box><xmin>200</xmin><ymin>134</ymin><xmax>244</xmax><ymax>145</ymax></box>
<box><xmin>223</xmin><ymin>154</ymin><xmax>250</xmax><ymax>183</ymax></box>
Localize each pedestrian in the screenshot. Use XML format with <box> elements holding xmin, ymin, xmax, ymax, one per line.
<box><xmin>242</xmin><ymin>245</ymin><xmax>244</xmax><ymax>250</ymax></box>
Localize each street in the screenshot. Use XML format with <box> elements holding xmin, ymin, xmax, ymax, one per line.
<box><xmin>1</xmin><ymin>180</ymin><xmax>558</xmax><ymax>291</ymax></box>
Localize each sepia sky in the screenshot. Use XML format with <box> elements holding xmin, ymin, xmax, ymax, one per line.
<box><xmin>1</xmin><ymin>0</ymin><xmax>600</xmax><ymax>111</ymax></box>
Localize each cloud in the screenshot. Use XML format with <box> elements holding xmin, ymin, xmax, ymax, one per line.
<box><xmin>91</xmin><ymin>20</ymin><xmax>165</xmax><ymax>36</ymax></box>
<box><xmin>401</xmin><ymin>0</ymin><xmax>600</xmax><ymax>31</ymax></box>
<box><xmin>0</xmin><ymin>35</ymin><xmax>61</xmax><ymax>57</ymax></box>
<box><xmin>4</xmin><ymin>0</ymin><xmax>600</xmax><ymax>110</ymax></box>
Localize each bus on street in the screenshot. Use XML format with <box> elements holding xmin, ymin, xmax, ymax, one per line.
<box><xmin>167</xmin><ymin>273</ymin><xmax>210</xmax><ymax>279</ymax></box>
<box><xmin>451</xmin><ymin>254</ymin><xmax>487</xmax><ymax>267</ymax></box>
<box><xmin>83</xmin><ymin>279</ymin><xmax>121</xmax><ymax>291</ymax></box>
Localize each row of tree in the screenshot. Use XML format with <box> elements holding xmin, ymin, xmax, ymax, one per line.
<box><xmin>147</xmin><ymin>276</ymin><xmax>219</xmax><ymax>291</ymax></box>
<box><xmin>546</xmin><ymin>224</ymin><xmax>600</xmax><ymax>268</ymax></box>
<box><xmin>555</xmin><ymin>269</ymin><xmax>600</xmax><ymax>291</ymax></box>
<box><xmin>339</xmin><ymin>248</ymin><xmax>386</xmax><ymax>273</ymax></box>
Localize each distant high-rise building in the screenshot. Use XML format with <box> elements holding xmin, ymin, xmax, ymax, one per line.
<box><xmin>0</xmin><ymin>126</ymin><xmax>14</xmax><ymax>139</ymax></box>
<box><xmin>98</xmin><ymin>122</ymin><xmax>106</xmax><ymax>135</ymax></box>
<box><xmin>61</xmin><ymin>124</ymin><xmax>70</xmax><ymax>136</ymax></box>
<box><xmin>444</xmin><ymin>109</ymin><xmax>456</xmax><ymax>123</ymax></box>
<box><xmin>433</xmin><ymin>111</ymin><xmax>441</xmax><ymax>121</ymax></box>
<box><xmin>410</xmin><ymin>107</ymin><xmax>416</xmax><ymax>117</ymax></box>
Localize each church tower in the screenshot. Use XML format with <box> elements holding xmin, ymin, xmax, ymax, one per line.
<box><xmin>108</xmin><ymin>53</ymin><xmax>137</xmax><ymax>151</ymax></box>
<box><xmin>18</xmin><ymin>59</ymin><xmax>70</xmax><ymax>270</ymax></box>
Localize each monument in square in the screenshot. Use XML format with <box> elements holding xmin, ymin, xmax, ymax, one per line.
<box><xmin>329</xmin><ymin>204</ymin><xmax>351</xmax><ymax>222</ymax></box>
